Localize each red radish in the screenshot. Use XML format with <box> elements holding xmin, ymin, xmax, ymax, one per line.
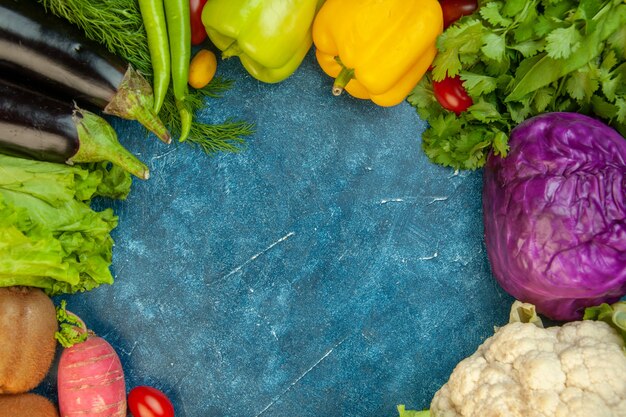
<box><xmin>55</xmin><ymin>302</ymin><xmax>126</xmax><ymax>417</ymax></box>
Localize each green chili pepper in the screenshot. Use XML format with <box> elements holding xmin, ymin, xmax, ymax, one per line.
<box><xmin>163</xmin><ymin>0</ymin><xmax>192</xmax><ymax>142</ymax></box>
<box><xmin>137</xmin><ymin>0</ymin><xmax>170</xmax><ymax>114</ymax></box>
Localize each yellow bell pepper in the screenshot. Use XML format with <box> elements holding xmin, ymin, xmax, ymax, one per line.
<box><xmin>312</xmin><ymin>0</ymin><xmax>443</xmax><ymax>107</ymax></box>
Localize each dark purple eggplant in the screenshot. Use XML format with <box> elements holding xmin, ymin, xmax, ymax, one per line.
<box><xmin>0</xmin><ymin>0</ymin><xmax>171</xmax><ymax>144</ymax></box>
<box><xmin>0</xmin><ymin>79</ymin><xmax>149</xmax><ymax>180</ymax></box>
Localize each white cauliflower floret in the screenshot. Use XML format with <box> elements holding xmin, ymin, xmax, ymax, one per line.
<box><xmin>430</xmin><ymin>320</ymin><xmax>626</xmax><ymax>417</ymax></box>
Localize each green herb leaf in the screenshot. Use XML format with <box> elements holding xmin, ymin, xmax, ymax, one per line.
<box><xmin>481</xmin><ymin>32</ymin><xmax>506</xmax><ymax>61</ymax></box>
<box><xmin>590</xmin><ymin>94</ymin><xmax>618</xmax><ymax>120</ymax></box>
<box><xmin>433</xmin><ymin>19</ymin><xmax>484</xmax><ymax>80</ymax></box>
<box><xmin>545</xmin><ymin>26</ymin><xmax>582</xmax><ymax>59</ymax></box>
<box><xmin>574</xmin><ymin>0</ymin><xmax>604</xmax><ymax>21</ymax></box>
<box><xmin>460</xmin><ymin>72</ymin><xmax>498</xmax><ymax>96</ymax></box>
<box><xmin>479</xmin><ymin>2</ymin><xmax>512</xmax><ymax>27</ymax></box>
<box><xmin>397</xmin><ymin>405</ymin><xmax>430</xmax><ymax>417</ymax></box>
<box><xmin>565</xmin><ymin>67</ymin><xmax>600</xmax><ymax>102</ymax></box>
<box><xmin>511</xmin><ymin>39</ymin><xmax>545</xmax><ymax>58</ymax></box>
<box><xmin>532</xmin><ymin>86</ymin><xmax>556</xmax><ymax>112</ymax></box>
<box><xmin>502</xmin><ymin>0</ymin><xmax>528</xmax><ymax>17</ymax></box>
<box><xmin>616</xmin><ymin>97</ymin><xmax>626</xmax><ymax>123</ymax></box>
<box><xmin>409</xmin><ymin>0</ymin><xmax>626</xmax><ymax>171</ymax></box>
<box><xmin>491</xmin><ymin>130</ymin><xmax>509</xmax><ymax>157</ymax></box>
<box><xmin>468</xmin><ymin>99</ymin><xmax>502</xmax><ymax>123</ymax></box>
<box><xmin>533</xmin><ymin>15</ymin><xmax>561</xmax><ymax>38</ymax></box>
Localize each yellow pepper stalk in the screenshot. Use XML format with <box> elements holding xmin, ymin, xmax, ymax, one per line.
<box><xmin>312</xmin><ymin>0</ymin><xmax>443</xmax><ymax>107</ymax></box>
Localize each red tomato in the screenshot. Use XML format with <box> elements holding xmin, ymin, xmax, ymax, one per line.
<box><xmin>128</xmin><ymin>386</ymin><xmax>175</xmax><ymax>417</ymax></box>
<box><xmin>190</xmin><ymin>0</ymin><xmax>208</xmax><ymax>46</ymax></box>
<box><xmin>439</xmin><ymin>0</ymin><xmax>478</xmax><ymax>29</ymax></box>
<box><xmin>432</xmin><ymin>76</ymin><xmax>473</xmax><ymax>115</ymax></box>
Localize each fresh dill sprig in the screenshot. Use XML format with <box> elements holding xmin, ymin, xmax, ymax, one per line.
<box><xmin>38</xmin><ymin>0</ymin><xmax>253</xmax><ymax>154</ymax></box>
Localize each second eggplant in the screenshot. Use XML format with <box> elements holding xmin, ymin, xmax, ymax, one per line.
<box><xmin>0</xmin><ymin>0</ymin><xmax>171</xmax><ymax>144</ymax></box>
<box><xmin>0</xmin><ymin>80</ymin><xmax>150</xmax><ymax>180</ymax></box>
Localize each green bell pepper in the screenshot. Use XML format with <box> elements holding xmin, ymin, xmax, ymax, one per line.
<box><xmin>201</xmin><ymin>0</ymin><xmax>325</xmax><ymax>83</ymax></box>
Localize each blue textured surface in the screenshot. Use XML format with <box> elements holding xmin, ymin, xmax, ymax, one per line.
<box><xmin>42</xmin><ymin>50</ymin><xmax>513</xmax><ymax>416</ymax></box>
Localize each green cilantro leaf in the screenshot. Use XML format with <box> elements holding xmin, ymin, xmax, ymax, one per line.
<box><xmin>491</xmin><ymin>130</ymin><xmax>509</xmax><ymax>157</ymax></box>
<box><xmin>511</xmin><ymin>1</ymin><xmax>540</xmax><ymax>42</ymax></box>
<box><xmin>532</xmin><ymin>86</ymin><xmax>556</xmax><ymax>112</ymax></box>
<box><xmin>407</xmin><ymin>79</ymin><xmax>435</xmax><ymax>110</ymax></box>
<box><xmin>511</xmin><ymin>39</ymin><xmax>546</xmax><ymax>58</ymax></box>
<box><xmin>533</xmin><ymin>15</ymin><xmax>560</xmax><ymax>38</ymax></box>
<box><xmin>481</xmin><ymin>32</ymin><xmax>506</xmax><ymax>61</ymax></box>
<box><xmin>601</xmin><ymin>49</ymin><xmax>618</xmax><ymax>72</ymax></box>
<box><xmin>608</xmin><ymin>25</ymin><xmax>626</xmax><ymax>59</ymax></box>
<box><xmin>433</xmin><ymin>19</ymin><xmax>485</xmax><ymax>80</ymax></box>
<box><xmin>616</xmin><ymin>97</ymin><xmax>626</xmax><ymax>123</ymax></box>
<box><xmin>460</xmin><ymin>72</ymin><xmax>498</xmax><ymax>96</ymax></box>
<box><xmin>545</xmin><ymin>25</ymin><xmax>582</xmax><ymax>59</ymax></box>
<box><xmin>479</xmin><ymin>2</ymin><xmax>512</xmax><ymax>27</ymax></box>
<box><xmin>573</xmin><ymin>0</ymin><xmax>604</xmax><ymax>20</ymax></box>
<box><xmin>506</xmin><ymin>95</ymin><xmax>532</xmax><ymax>123</ymax></box>
<box><xmin>590</xmin><ymin>95</ymin><xmax>617</xmax><ymax>120</ymax></box>
<box><xmin>501</xmin><ymin>0</ymin><xmax>528</xmax><ymax>17</ymax></box>
<box><xmin>468</xmin><ymin>99</ymin><xmax>502</xmax><ymax>123</ymax></box>
<box><xmin>601</xmin><ymin>72</ymin><xmax>620</xmax><ymax>101</ymax></box>
<box><xmin>410</xmin><ymin>0</ymin><xmax>626</xmax><ymax>171</ymax></box>
<box><xmin>565</xmin><ymin>67</ymin><xmax>600</xmax><ymax>102</ymax></box>
<box><xmin>544</xmin><ymin>1</ymin><xmax>577</xmax><ymax>21</ymax></box>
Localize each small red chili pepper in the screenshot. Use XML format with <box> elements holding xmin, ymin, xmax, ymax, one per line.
<box><xmin>190</xmin><ymin>0</ymin><xmax>208</xmax><ymax>45</ymax></box>
<box><xmin>432</xmin><ymin>75</ymin><xmax>473</xmax><ymax>115</ymax></box>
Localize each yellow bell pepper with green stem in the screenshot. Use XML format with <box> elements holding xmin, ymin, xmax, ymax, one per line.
<box><xmin>312</xmin><ymin>0</ymin><xmax>443</xmax><ymax>107</ymax></box>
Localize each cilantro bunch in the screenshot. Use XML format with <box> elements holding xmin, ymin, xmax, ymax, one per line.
<box><xmin>409</xmin><ymin>0</ymin><xmax>626</xmax><ymax>170</ymax></box>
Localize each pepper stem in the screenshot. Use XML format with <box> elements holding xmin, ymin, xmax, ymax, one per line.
<box><xmin>104</xmin><ymin>66</ymin><xmax>172</xmax><ymax>144</ymax></box>
<box><xmin>71</xmin><ymin>107</ymin><xmax>150</xmax><ymax>180</ymax></box>
<box><xmin>333</xmin><ymin>67</ymin><xmax>355</xmax><ymax>96</ymax></box>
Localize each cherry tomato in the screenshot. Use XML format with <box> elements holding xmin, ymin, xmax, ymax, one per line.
<box><xmin>190</xmin><ymin>0</ymin><xmax>208</xmax><ymax>46</ymax></box>
<box><xmin>432</xmin><ymin>76</ymin><xmax>473</xmax><ymax>115</ymax></box>
<box><xmin>128</xmin><ymin>386</ymin><xmax>175</xmax><ymax>417</ymax></box>
<box><xmin>439</xmin><ymin>0</ymin><xmax>478</xmax><ymax>29</ymax></box>
<box><xmin>189</xmin><ymin>49</ymin><xmax>217</xmax><ymax>89</ymax></box>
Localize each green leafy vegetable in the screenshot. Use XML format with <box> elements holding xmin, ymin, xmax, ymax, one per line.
<box><xmin>55</xmin><ymin>300</ymin><xmax>90</xmax><ymax>348</ymax></box>
<box><xmin>583</xmin><ymin>301</ymin><xmax>626</xmax><ymax>343</ymax></box>
<box><xmin>39</xmin><ymin>0</ymin><xmax>254</xmax><ymax>154</ymax></box>
<box><xmin>409</xmin><ymin>0</ymin><xmax>626</xmax><ymax>170</ymax></box>
<box><xmin>396</xmin><ymin>405</ymin><xmax>430</xmax><ymax>417</ymax></box>
<box><xmin>0</xmin><ymin>155</ymin><xmax>131</xmax><ymax>295</ymax></box>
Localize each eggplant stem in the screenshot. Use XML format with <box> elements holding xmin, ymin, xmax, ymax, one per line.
<box><xmin>71</xmin><ymin>108</ymin><xmax>150</xmax><ymax>180</ymax></box>
<box><xmin>104</xmin><ymin>66</ymin><xmax>172</xmax><ymax>144</ymax></box>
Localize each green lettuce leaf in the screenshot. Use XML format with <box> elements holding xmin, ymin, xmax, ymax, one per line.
<box><xmin>0</xmin><ymin>155</ymin><xmax>131</xmax><ymax>295</ymax></box>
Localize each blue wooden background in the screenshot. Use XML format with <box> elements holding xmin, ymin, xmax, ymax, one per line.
<box><xmin>41</xmin><ymin>50</ymin><xmax>513</xmax><ymax>417</ymax></box>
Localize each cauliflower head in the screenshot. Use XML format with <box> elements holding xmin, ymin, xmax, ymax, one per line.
<box><xmin>430</xmin><ymin>320</ymin><xmax>626</xmax><ymax>417</ymax></box>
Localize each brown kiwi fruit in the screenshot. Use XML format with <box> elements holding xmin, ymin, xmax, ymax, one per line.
<box><xmin>0</xmin><ymin>393</ymin><xmax>59</xmax><ymax>417</ymax></box>
<box><xmin>0</xmin><ymin>287</ymin><xmax>58</xmax><ymax>394</ymax></box>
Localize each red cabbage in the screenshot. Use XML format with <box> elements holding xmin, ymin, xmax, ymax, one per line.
<box><xmin>483</xmin><ymin>112</ymin><xmax>626</xmax><ymax>321</ymax></box>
